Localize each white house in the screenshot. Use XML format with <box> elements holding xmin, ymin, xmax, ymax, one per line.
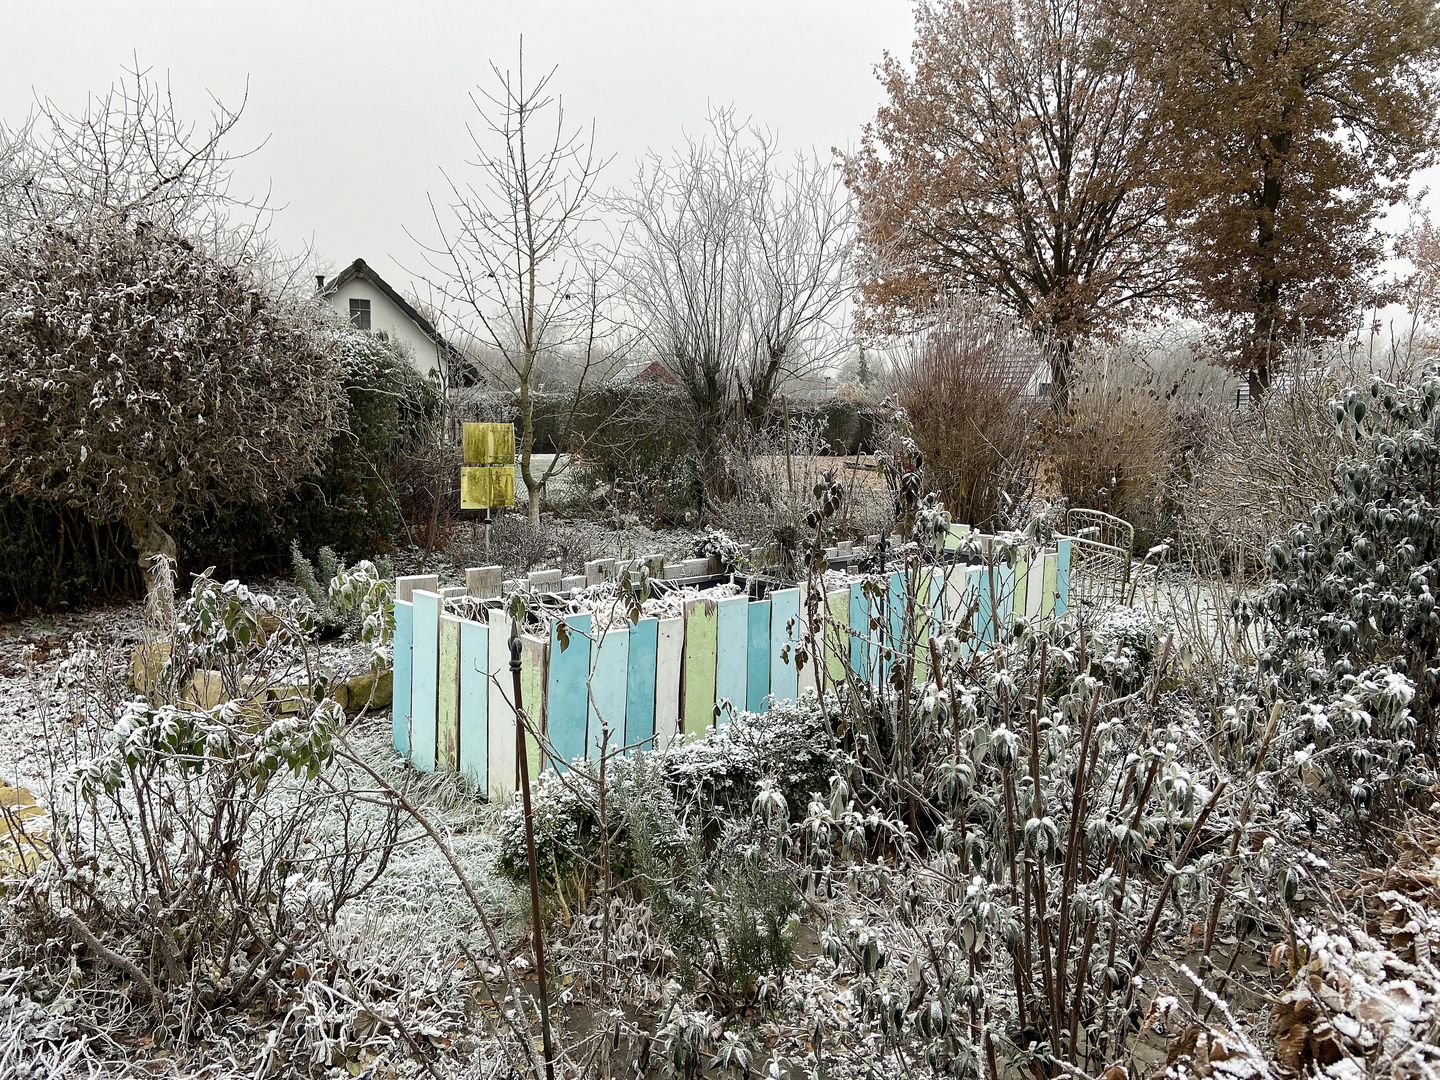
<box><xmin>318</xmin><ymin>258</ymin><xmax>455</xmax><ymax>378</ymax></box>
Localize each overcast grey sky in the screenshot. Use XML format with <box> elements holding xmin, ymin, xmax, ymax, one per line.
<box><xmin>2</xmin><ymin>1</ymin><xmax>914</xmax><ymax>296</ymax></box>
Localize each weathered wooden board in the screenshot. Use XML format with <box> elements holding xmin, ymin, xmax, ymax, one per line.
<box><xmin>1025</xmin><ymin>552</ymin><xmax>1045</xmax><ymax>620</ymax></box>
<box><xmin>458</xmin><ymin>618</ymin><xmax>488</xmax><ymax>792</ymax></box>
<box><xmin>682</xmin><ymin>598</ymin><xmax>718</xmax><ymax>736</ymax></box>
<box><xmin>715</xmin><ymin>594</ymin><xmax>749</xmax><ymax>722</ymax></box>
<box><xmin>487</xmin><ymin>607</ymin><xmax>516</xmax><ymax>801</ymax></box>
<box><xmin>395</xmin><ymin>574</ymin><xmax>438</xmax><ymax>604</ymax></box>
<box><xmin>436</xmin><ymin>615</ymin><xmax>462</xmax><ymax>771</ymax></box>
<box><xmin>655</xmin><ymin>617</ymin><xmax>684</xmax><ymax>749</ymax></box>
<box><xmin>520</xmin><ymin>634</ymin><xmax>547</xmax><ymax>781</ymax></box>
<box><xmin>548</xmin><ymin>613</ymin><xmax>592</xmax><ymax>768</ymax></box>
<box><xmin>392</xmin><ymin>600</ymin><xmax>413</xmax><ymax>757</ymax></box>
<box><xmin>626</xmin><ymin>618</ymin><xmax>658</xmax><ymax>750</ymax></box>
<box><xmin>410</xmin><ymin>591</ymin><xmax>440</xmax><ymax>772</ymax></box>
<box><xmin>769</xmin><ymin>588</ymin><xmax>800</xmax><ymax>704</ymax></box>
<box><xmin>588</xmin><ymin>625</ymin><xmax>628</xmax><ymax>761</ymax></box>
<box><xmin>746</xmin><ymin>600</ymin><xmax>771</xmax><ymax>713</ymax></box>
<box><xmin>1056</xmin><ymin>538</ymin><xmax>1072</xmax><ymax>616</ymax></box>
<box><xmin>825</xmin><ymin>588</ymin><xmax>850</xmax><ymax>685</ymax></box>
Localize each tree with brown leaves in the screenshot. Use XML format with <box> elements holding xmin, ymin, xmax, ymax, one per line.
<box><xmin>846</xmin><ymin>0</ymin><xmax>1176</xmax><ymax>406</ymax></box>
<box><xmin>1126</xmin><ymin>0</ymin><xmax>1440</xmax><ymax>395</ymax></box>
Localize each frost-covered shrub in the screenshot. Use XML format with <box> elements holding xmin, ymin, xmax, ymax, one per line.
<box><xmin>688</xmin><ymin>527</ymin><xmax>743</xmax><ymax>571</ymax></box>
<box><xmin>16</xmin><ymin>571</ymin><xmax>399</xmax><ymax>1032</ymax></box>
<box><xmin>1089</xmin><ymin>605</ymin><xmax>1162</xmax><ymax>695</ymax></box>
<box><xmin>0</xmin><ymin>216</ymin><xmax>346</xmax><ymax>615</ymax></box>
<box><xmin>1259</xmin><ymin>362</ymin><xmax>1440</xmax><ymax>722</ymax></box>
<box><xmin>291</xmin><ymin>542</ymin><xmax>394</xmax><ymax>644</ymax></box>
<box><xmin>495</xmin><ymin>694</ymin><xmax>834</xmax><ymax>892</ymax></box>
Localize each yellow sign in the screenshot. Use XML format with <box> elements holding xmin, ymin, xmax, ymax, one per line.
<box><xmin>460</xmin><ymin>423</ymin><xmax>516</xmax><ymax>509</ymax></box>
<box><xmin>463</xmin><ymin>423</ymin><xmax>516</xmax><ymax>465</ymax></box>
<box><xmin>461</xmin><ymin>465</ymin><xmax>515</xmax><ymax>509</ymax></box>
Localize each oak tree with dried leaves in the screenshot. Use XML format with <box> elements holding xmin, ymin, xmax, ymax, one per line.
<box><xmin>1125</xmin><ymin>0</ymin><xmax>1440</xmax><ymax>394</ymax></box>
<box><xmin>845</xmin><ymin>0</ymin><xmax>1176</xmax><ymax>405</ymax></box>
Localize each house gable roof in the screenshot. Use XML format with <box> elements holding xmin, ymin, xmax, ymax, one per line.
<box><xmin>321</xmin><ymin>258</ymin><xmax>464</xmax><ymax>362</ymax></box>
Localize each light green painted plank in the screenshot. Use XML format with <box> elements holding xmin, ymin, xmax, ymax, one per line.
<box><xmin>682</xmin><ymin>598</ymin><xmax>718</xmax><ymax>736</ymax></box>
<box><xmin>520</xmin><ymin>634</ymin><xmax>547</xmax><ymax>780</ymax></box>
<box><xmin>825</xmin><ymin>588</ymin><xmax>850</xmax><ymax>685</ymax></box>
<box><xmin>437</xmin><ymin>615</ymin><xmax>461</xmax><ymax>771</ymax></box>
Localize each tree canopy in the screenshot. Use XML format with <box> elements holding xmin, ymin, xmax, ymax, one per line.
<box><xmin>1127</xmin><ymin>0</ymin><xmax>1440</xmax><ymax>392</ymax></box>
<box><xmin>845</xmin><ymin>0</ymin><xmax>1176</xmax><ymax>402</ymax></box>
<box><xmin>0</xmin><ymin>217</ymin><xmax>343</xmax><ymax>608</ymax></box>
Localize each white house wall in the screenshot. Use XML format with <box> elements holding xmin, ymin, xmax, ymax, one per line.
<box><xmin>327</xmin><ymin>278</ymin><xmax>441</xmax><ymax>378</ymax></box>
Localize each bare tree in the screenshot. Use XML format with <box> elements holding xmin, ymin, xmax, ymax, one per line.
<box><xmin>420</xmin><ymin>44</ymin><xmax>616</xmax><ymax>528</ymax></box>
<box><xmin>0</xmin><ymin>62</ymin><xmax>291</xmax><ymax>275</ymax></box>
<box><xmin>616</xmin><ymin>108</ymin><xmax>852</xmax><ymax>504</ymax></box>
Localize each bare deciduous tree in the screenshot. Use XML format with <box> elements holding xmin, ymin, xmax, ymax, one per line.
<box><xmin>616</xmin><ymin>108</ymin><xmax>852</xmax><ymax>504</ymax></box>
<box><xmin>421</xmin><ymin>45</ymin><xmax>616</xmax><ymax>528</ymax></box>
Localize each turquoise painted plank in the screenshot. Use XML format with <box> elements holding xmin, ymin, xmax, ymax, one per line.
<box><xmin>487</xmin><ymin>608</ymin><xmax>516</xmax><ymax>800</ymax></box>
<box><xmin>458</xmin><ymin>619</ymin><xmax>488</xmax><ymax>792</ymax></box>
<box><xmin>626</xmin><ymin>618</ymin><xmax>658</xmax><ymax>751</ymax></box>
<box><xmin>547</xmin><ymin>613</ymin><xmax>592</xmax><ymax>768</ymax></box>
<box><xmin>1057</xmin><ymin>538</ymin><xmax>1072</xmax><ymax>616</ymax></box>
<box><xmin>849</xmin><ymin>583</ymin><xmax>869</xmax><ymax>685</ymax></box>
<box><xmin>885</xmin><ymin>571</ymin><xmax>905</xmax><ymax>678</ymax></box>
<box><xmin>715</xmin><ymin>594</ymin><xmax>749</xmax><ymax>722</ymax></box>
<box><xmin>410</xmin><ymin>591</ymin><xmax>440</xmax><ymax>772</ymax></box>
<box><xmin>682</xmin><ymin>599</ymin><xmax>718</xmax><ymax>736</ymax></box>
<box><xmin>392</xmin><ymin>600</ymin><xmax>413</xmax><ymax>757</ymax></box>
<box><xmin>746</xmin><ymin>600</ymin><xmax>771</xmax><ymax>713</ymax></box>
<box><xmin>588</xmin><ymin>625</ymin><xmax>629</xmax><ymax>761</ymax></box>
<box><xmin>975</xmin><ymin>567</ymin><xmax>995</xmax><ymax>650</ymax></box>
<box><xmin>769</xmin><ymin>588</ymin><xmax>800</xmax><ymax>704</ymax></box>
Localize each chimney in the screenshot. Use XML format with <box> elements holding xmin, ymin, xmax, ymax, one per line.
<box><xmin>315</xmin><ymin>274</ymin><xmax>325</xmax><ymax>292</ymax></box>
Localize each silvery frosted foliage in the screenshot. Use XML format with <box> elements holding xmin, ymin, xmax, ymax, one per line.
<box><xmin>1258</xmin><ymin>360</ymin><xmax>1440</xmax><ymax>725</ymax></box>
<box><xmin>24</xmin><ymin>568</ymin><xmax>399</xmax><ymax>1034</ymax></box>
<box><xmin>0</xmin><ymin>217</ymin><xmax>344</xmax><ymax>535</ymax></box>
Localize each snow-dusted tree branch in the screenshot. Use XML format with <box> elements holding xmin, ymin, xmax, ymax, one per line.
<box><xmin>419</xmin><ymin>44</ymin><xmax>619</xmax><ymax>527</ymax></box>
<box><xmin>615</xmin><ymin>108</ymin><xmax>852</xmax><ymax>503</ymax></box>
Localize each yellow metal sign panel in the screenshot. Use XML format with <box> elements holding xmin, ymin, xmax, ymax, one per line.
<box><xmin>460</xmin><ymin>465</ymin><xmax>516</xmax><ymax>510</ymax></box>
<box><xmin>463</xmin><ymin>423</ymin><xmax>516</xmax><ymax>466</ymax></box>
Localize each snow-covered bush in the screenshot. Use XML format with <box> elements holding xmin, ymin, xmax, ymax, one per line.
<box><xmin>12</xmin><ymin>571</ymin><xmax>400</xmax><ymax>1033</ymax></box>
<box><xmin>1259</xmin><ymin>361</ymin><xmax>1440</xmax><ymax>722</ymax></box>
<box><xmin>688</xmin><ymin>527</ymin><xmax>743</xmax><ymax>571</ymax></box>
<box><xmin>0</xmin><ymin>216</ymin><xmax>345</xmax><ymax>619</ymax></box>
<box><xmin>495</xmin><ymin>693</ymin><xmax>834</xmax><ymax>893</ymax></box>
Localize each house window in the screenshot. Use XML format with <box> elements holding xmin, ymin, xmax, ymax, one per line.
<box><xmin>349</xmin><ymin>298</ymin><xmax>371</xmax><ymax>331</ymax></box>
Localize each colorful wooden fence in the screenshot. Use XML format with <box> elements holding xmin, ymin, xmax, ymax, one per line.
<box><xmin>391</xmin><ymin>537</ymin><xmax>1072</xmax><ymax>802</ymax></box>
